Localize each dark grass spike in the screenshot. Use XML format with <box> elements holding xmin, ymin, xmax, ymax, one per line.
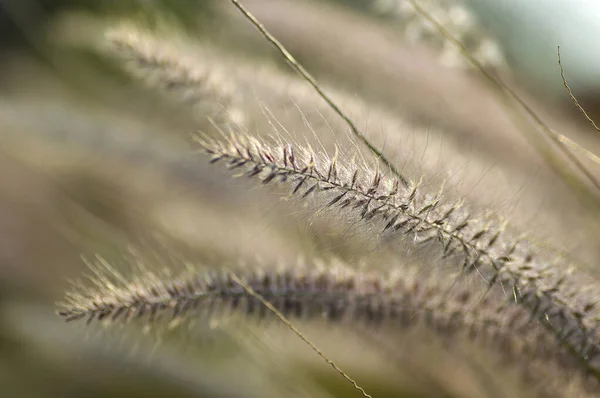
<box><xmin>57</xmin><ymin>256</ymin><xmax>599</xmax><ymax>394</ymax></box>
<box><xmin>194</xmin><ymin>133</ymin><xmax>600</xmax><ymax>381</ymax></box>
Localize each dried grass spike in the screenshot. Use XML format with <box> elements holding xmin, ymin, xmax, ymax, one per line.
<box><xmin>57</xmin><ymin>256</ymin><xmax>598</xmax><ymax>395</ymax></box>
<box><xmin>105</xmin><ymin>27</ymin><xmax>244</xmax><ymax>128</ymax></box>
<box><xmin>195</xmin><ymin>132</ymin><xmax>600</xmax><ymax>380</ymax></box>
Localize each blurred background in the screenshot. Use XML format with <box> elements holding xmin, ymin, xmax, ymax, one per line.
<box><xmin>1</xmin><ymin>1</ymin><xmax>600</xmax><ymax>397</ymax></box>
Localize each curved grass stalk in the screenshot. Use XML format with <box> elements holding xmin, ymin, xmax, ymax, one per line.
<box><xmin>406</xmin><ymin>0</ymin><xmax>600</xmax><ymax>203</ymax></box>
<box><xmin>102</xmin><ymin>23</ymin><xmax>600</xmax><ymax>264</ymax></box>
<box><xmin>195</xmin><ymin>132</ymin><xmax>600</xmax><ymax>380</ymax></box>
<box><xmin>58</xmin><ymin>255</ymin><xmax>596</xmax><ymax>395</ymax></box>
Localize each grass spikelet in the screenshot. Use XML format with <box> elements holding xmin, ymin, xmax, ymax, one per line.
<box><xmin>195</xmin><ymin>131</ymin><xmax>600</xmax><ymax>380</ymax></box>
<box><xmin>105</xmin><ymin>27</ymin><xmax>245</xmax><ymax>129</ymax></box>
<box><xmin>102</xmin><ymin>19</ymin><xmax>598</xmax><ymax>262</ymax></box>
<box><xmin>57</xmin><ymin>254</ymin><xmax>599</xmax><ymax>394</ymax></box>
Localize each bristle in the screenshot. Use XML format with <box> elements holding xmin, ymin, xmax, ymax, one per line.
<box><xmin>58</xmin><ymin>256</ymin><xmax>599</xmax><ymax>394</ymax></box>
<box><xmin>195</xmin><ymin>133</ymin><xmax>600</xmax><ymax>380</ymax></box>
<box><xmin>105</xmin><ymin>28</ymin><xmax>244</xmax><ymax>128</ymax></box>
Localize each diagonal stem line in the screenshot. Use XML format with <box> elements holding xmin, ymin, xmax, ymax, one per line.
<box><xmin>228</xmin><ymin>0</ymin><xmax>409</xmax><ymax>188</ymax></box>
<box><xmin>558</xmin><ymin>46</ymin><xmax>600</xmax><ymax>134</ymax></box>
<box><xmin>231</xmin><ymin>273</ymin><xmax>373</xmax><ymax>398</ymax></box>
<box><xmin>406</xmin><ymin>0</ymin><xmax>600</xmax><ymax>196</ymax></box>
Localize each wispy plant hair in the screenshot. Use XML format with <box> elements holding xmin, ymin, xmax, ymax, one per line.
<box><xmin>58</xmin><ymin>253</ymin><xmax>599</xmax><ymax>395</ymax></box>
<box><xmin>104</xmin><ymin>26</ymin><xmax>245</xmax><ymax>130</ymax></box>
<box><xmin>195</xmin><ymin>130</ymin><xmax>600</xmax><ymax>381</ymax></box>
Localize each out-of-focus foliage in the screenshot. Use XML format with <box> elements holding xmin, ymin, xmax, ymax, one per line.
<box><xmin>0</xmin><ymin>0</ymin><xmax>216</xmax><ymax>46</ymax></box>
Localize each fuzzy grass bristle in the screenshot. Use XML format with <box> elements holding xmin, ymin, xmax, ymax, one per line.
<box><xmin>33</xmin><ymin>1</ymin><xmax>600</xmax><ymax>396</ymax></box>
<box><xmin>57</xmin><ymin>255</ymin><xmax>600</xmax><ymax>395</ymax></box>
<box><xmin>105</xmin><ymin>27</ymin><xmax>245</xmax><ymax>128</ymax></box>
<box><xmin>195</xmin><ymin>131</ymin><xmax>600</xmax><ymax>380</ymax></box>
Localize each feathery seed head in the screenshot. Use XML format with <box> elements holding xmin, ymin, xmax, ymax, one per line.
<box><xmin>195</xmin><ymin>131</ymin><xmax>600</xmax><ymax>379</ymax></box>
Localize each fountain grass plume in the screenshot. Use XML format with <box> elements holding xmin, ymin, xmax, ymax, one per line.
<box><xmin>105</xmin><ymin>27</ymin><xmax>245</xmax><ymax>129</ymax></box>
<box><xmin>57</xmin><ymin>253</ymin><xmax>599</xmax><ymax>395</ymax></box>
<box><xmin>194</xmin><ymin>130</ymin><xmax>600</xmax><ymax>380</ymax></box>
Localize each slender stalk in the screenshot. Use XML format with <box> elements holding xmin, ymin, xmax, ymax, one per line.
<box><xmin>227</xmin><ymin>0</ymin><xmax>409</xmax><ymax>188</ymax></box>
